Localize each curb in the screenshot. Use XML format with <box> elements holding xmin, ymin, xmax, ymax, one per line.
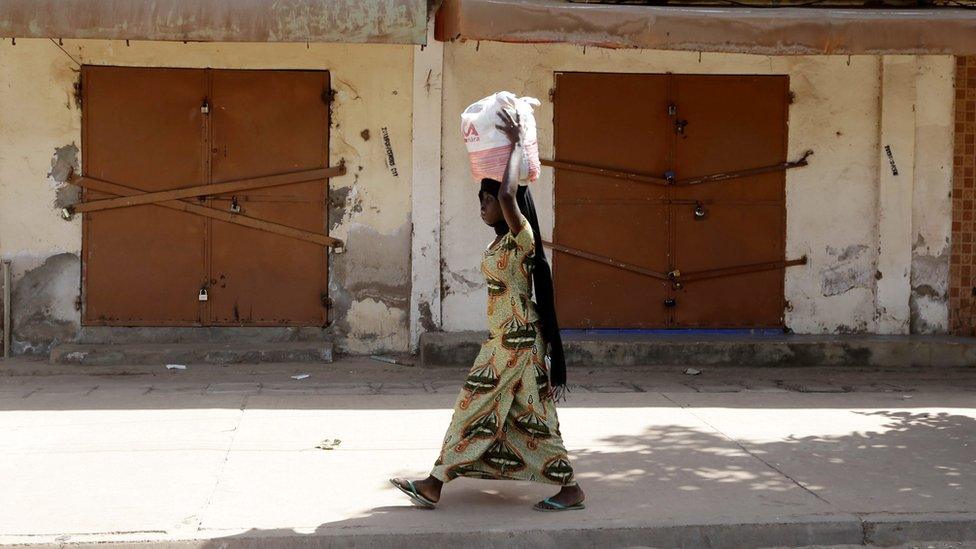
<box><xmin>5</xmin><ymin>513</ymin><xmax>975</xmax><ymax>548</ymax></box>
<box><xmin>863</xmin><ymin>513</ymin><xmax>976</xmax><ymax>546</ymax></box>
<box><xmin>418</xmin><ymin>332</ymin><xmax>976</xmax><ymax>369</ymax></box>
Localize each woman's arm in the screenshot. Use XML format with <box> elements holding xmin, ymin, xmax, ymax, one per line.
<box><xmin>495</xmin><ymin>109</ymin><xmax>525</xmax><ymax>235</ymax></box>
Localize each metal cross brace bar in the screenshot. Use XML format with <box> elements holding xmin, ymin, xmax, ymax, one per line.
<box><xmin>540</xmin><ymin>159</ymin><xmax>670</xmax><ymax>186</ymax></box>
<box><xmin>544</xmin><ymin>240</ymin><xmax>806</xmax><ymax>283</ymax></box>
<box><xmin>66</xmin><ymin>165</ymin><xmax>345</xmax><ymax>215</ymax></box>
<box><xmin>68</xmin><ymin>174</ymin><xmax>344</xmax><ymax>249</ymax></box>
<box><xmin>541</xmin><ymin>149</ymin><xmax>813</xmax><ymax>187</ymax></box>
<box><xmin>544</xmin><ymin>240</ymin><xmax>670</xmax><ymax>280</ymax></box>
<box><xmin>679</xmin><ymin>257</ymin><xmax>808</xmax><ymax>282</ymax></box>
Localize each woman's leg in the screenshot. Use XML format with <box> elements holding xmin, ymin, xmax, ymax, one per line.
<box><xmin>396</xmin><ymin>345</ymin><xmax>520</xmax><ymax>503</ymax></box>
<box><xmin>505</xmin><ymin>347</ymin><xmax>584</xmax><ymax>507</ymax></box>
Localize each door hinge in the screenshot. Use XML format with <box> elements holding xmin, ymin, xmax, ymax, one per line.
<box><xmin>321</xmin><ymin>293</ymin><xmax>333</xmax><ymax>309</ymax></box>
<box><xmin>548</xmin><ymin>87</ymin><xmax>556</xmax><ymax>103</ymax></box>
<box><xmin>322</xmin><ymin>89</ymin><xmax>336</xmax><ymax>105</ymax></box>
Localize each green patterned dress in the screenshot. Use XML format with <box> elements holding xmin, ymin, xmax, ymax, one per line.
<box><xmin>430</xmin><ymin>215</ymin><xmax>576</xmax><ymax>486</ymax></box>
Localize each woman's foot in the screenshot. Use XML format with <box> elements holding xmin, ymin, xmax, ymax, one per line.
<box><xmin>390</xmin><ymin>476</ymin><xmax>443</xmax><ymax>507</ymax></box>
<box><xmin>411</xmin><ymin>476</ymin><xmax>443</xmax><ymax>503</ymax></box>
<box><xmin>534</xmin><ymin>484</ymin><xmax>585</xmax><ymax>511</ymax></box>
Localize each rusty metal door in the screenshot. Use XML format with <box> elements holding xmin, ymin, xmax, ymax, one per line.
<box><xmin>81</xmin><ymin>67</ymin><xmax>330</xmax><ymax>327</ymax></box>
<box><xmin>553</xmin><ymin>73</ymin><xmax>670</xmax><ymax>328</ymax></box>
<box><xmin>208</xmin><ymin>70</ymin><xmax>329</xmax><ymax>325</ymax></box>
<box><xmin>82</xmin><ymin>67</ymin><xmax>208</xmax><ymax>325</ymax></box>
<box><xmin>552</xmin><ymin>72</ymin><xmax>790</xmax><ymax>329</ymax></box>
<box><xmin>671</xmin><ymin>75</ymin><xmax>788</xmax><ymax>327</ymax></box>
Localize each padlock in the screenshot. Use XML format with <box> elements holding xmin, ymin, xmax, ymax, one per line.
<box><xmin>198</xmin><ymin>288</ymin><xmax>208</xmax><ymax>302</ymax></box>
<box><xmin>694</xmin><ymin>202</ymin><xmax>707</xmax><ymax>220</ymax></box>
<box><xmin>230</xmin><ymin>196</ymin><xmax>241</xmax><ymax>214</ymax></box>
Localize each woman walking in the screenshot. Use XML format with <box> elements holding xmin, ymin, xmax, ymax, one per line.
<box><xmin>391</xmin><ymin>109</ymin><xmax>584</xmax><ymax>512</ymax></box>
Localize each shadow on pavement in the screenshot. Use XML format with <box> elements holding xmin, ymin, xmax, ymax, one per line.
<box><xmin>191</xmin><ymin>409</ymin><xmax>975</xmax><ymax>547</ymax></box>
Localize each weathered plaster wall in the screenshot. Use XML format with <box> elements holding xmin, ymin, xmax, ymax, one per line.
<box><xmin>437</xmin><ymin>41</ymin><xmax>954</xmax><ymax>335</ymax></box>
<box><xmin>874</xmin><ymin>55</ymin><xmax>954</xmax><ymax>335</ymax></box>
<box><xmin>0</xmin><ymin>38</ymin><xmax>414</xmax><ymax>354</ymax></box>
<box><xmin>409</xmin><ymin>27</ymin><xmax>444</xmax><ymax>350</ymax></box>
<box><xmin>909</xmin><ymin>56</ymin><xmax>954</xmax><ymax>334</ymax></box>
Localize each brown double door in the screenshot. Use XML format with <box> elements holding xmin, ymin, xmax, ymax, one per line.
<box><xmin>553</xmin><ymin>73</ymin><xmax>789</xmax><ymax>329</ymax></box>
<box><xmin>82</xmin><ymin>66</ymin><xmax>330</xmax><ymax>326</ymax></box>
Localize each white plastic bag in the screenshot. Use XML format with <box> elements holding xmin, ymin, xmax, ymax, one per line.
<box><xmin>461</xmin><ymin>91</ymin><xmax>542</xmax><ymax>183</ymax></box>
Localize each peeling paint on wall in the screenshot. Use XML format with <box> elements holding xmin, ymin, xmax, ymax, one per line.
<box><xmin>329</xmin><ymin>182</ymin><xmax>364</xmax><ymax>232</ymax></box>
<box><xmin>342</xmin><ymin>297</ymin><xmax>409</xmax><ymax>354</ymax></box>
<box><xmin>821</xmin><ymin>245</ymin><xmax>873</xmax><ymax>297</ymax></box>
<box><xmin>418</xmin><ymin>300</ymin><xmax>438</xmax><ymax>332</ymax></box>
<box><xmin>328</xmin><ymin>222</ymin><xmax>411</xmax><ymax>353</ymax></box>
<box><xmin>910</xmin><ymin>235</ymin><xmax>949</xmax><ymax>334</ymax></box>
<box><xmin>444</xmin><ymin>267</ymin><xmax>484</xmax><ymax>296</ymax></box>
<box><xmin>834</xmin><ymin>320</ymin><xmax>870</xmax><ymax>334</ymax></box>
<box><xmin>11</xmin><ymin>253</ymin><xmax>80</xmax><ymax>355</ymax></box>
<box><xmin>48</xmin><ymin>143</ymin><xmax>81</xmax><ymax>209</ymax></box>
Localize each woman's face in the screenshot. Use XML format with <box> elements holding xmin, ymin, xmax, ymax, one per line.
<box><xmin>480</xmin><ymin>192</ymin><xmax>502</xmax><ymax>226</ymax></box>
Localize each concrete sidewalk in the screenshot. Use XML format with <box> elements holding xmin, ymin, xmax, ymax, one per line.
<box><xmin>1</xmin><ymin>358</ymin><xmax>975</xmax><ymax>548</ymax></box>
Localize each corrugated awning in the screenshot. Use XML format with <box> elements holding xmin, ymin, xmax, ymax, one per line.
<box><xmin>435</xmin><ymin>0</ymin><xmax>976</xmax><ymax>55</ymax></box>
<box><xmin>0</xmin><ymin>0</ymin><xmax>430</xmax><ymax>44</ymax></box>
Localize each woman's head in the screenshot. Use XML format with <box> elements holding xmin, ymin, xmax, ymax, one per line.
<box><xmin>478</xmin><ymin>178</ymin><xmax>504</xmax><ymax>227</ymax></box>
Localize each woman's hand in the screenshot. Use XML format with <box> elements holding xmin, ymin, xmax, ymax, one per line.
<box><xmin>494</xmin><ymin>107</ymin><xmax>523</xmax><ymax>234</ymax></box>
<box><xmin>495</xmin><ymin>109</ymin><xmax>522</xmax><ymax>145</ymax></box>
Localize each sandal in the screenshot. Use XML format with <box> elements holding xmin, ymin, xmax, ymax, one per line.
<box><xmin>533</xmin><ymin>497</ymin><xmax>586</xmax><ymax>512</ymax></box>
<box><xmin>389</xmin><ymin>478</ymin><xmax>437</xmax><ymax>509</ymax></box>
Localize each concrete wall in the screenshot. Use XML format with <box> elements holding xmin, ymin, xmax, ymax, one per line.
<box><xmin>435</xmin><ymin>42</ymin><xmax>954</xmax><ymax>335</ymax></box>
<box><xmin>0</xmin><ymin>38</ymin><xmax>414</xmax><ymax>354</ymax></box>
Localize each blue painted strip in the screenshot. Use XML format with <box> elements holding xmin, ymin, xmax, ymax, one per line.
<box><xmin>561</xmin><ymin>328</ymin><xmax>784</xmax><ymax>336</ymax></box>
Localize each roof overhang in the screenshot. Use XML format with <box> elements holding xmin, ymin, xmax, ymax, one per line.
<box><xmin>0</xmin><ymin>0</ymin><xmax>430</xmax><ymax>44</ymax></box>
<box><xmin>435</xmin><ymin>0</ymin><xmax>976</xmax><ymax>55</ymax></box>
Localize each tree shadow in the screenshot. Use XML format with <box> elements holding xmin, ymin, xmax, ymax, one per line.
<box><xmin>192</xmin><ymin>409</ymin><xmax>976</xmax><ymax>547</ymax></box>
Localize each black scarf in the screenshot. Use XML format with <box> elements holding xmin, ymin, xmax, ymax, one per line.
<box><xmin>479</xmin><ymin>179</ymin><xmax>567</xmax><ymax>392</ymax></box>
